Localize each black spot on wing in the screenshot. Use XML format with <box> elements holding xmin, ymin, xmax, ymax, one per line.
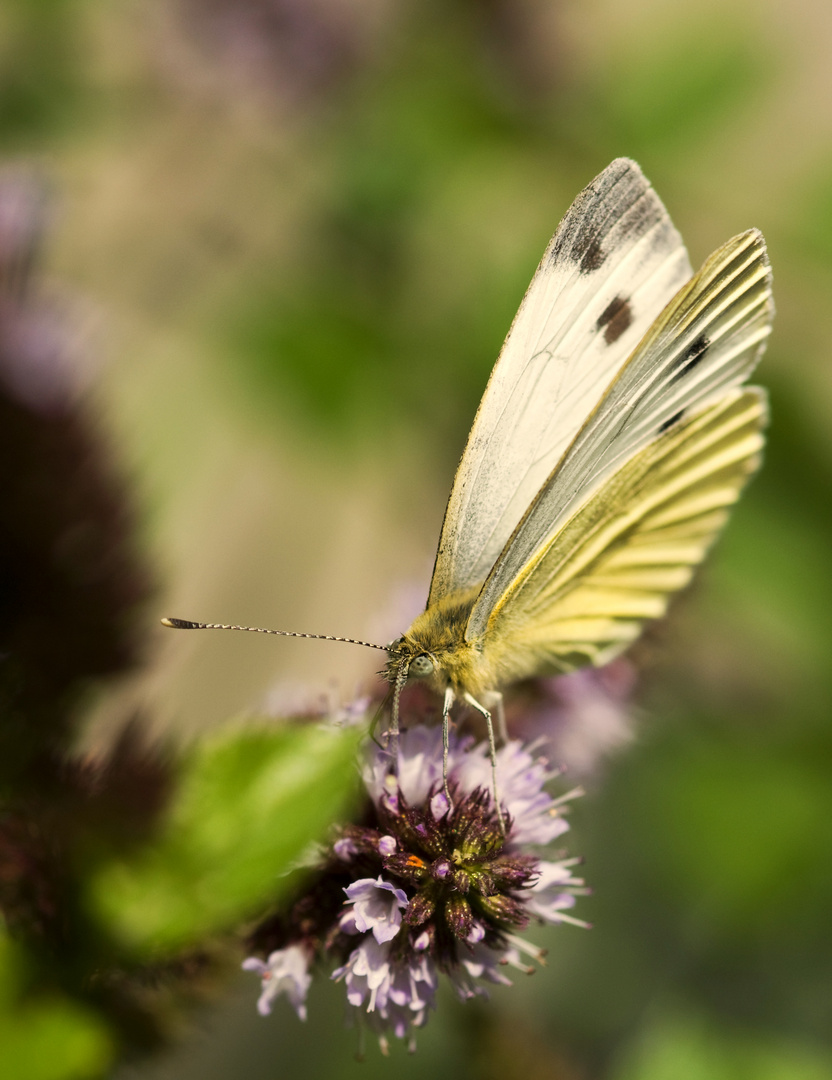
<box><xmin>671</xmin><ymin>333</ymin><xmax>710</xmax><ymax>381</ymax></box>
<box><xmin>658</xmin><ymin>409</ymin><xmax>685</xmax><ymax>433</ymax></box>
<box><xmin>596</xmin><ymin>295</ymin><xmax>632</xmax><ymax>345</ymax></box>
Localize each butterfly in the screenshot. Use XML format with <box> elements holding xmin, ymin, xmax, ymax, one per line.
<box><xmin>165</xmin><ymin>158</ymin><xmax>773</xmax><ymax>821</ymax></box>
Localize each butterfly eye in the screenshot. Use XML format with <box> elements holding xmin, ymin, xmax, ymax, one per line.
<box><xmin>409</xmin><ymin>654</ymin><xmax>434</xmax><ymax>678</ymax></box>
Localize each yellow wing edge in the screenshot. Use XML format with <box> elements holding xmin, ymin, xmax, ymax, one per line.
<box><xmin>477</xmin><ymin>387</ymin><xmax>767</xmax><ymax>681</ymax></box>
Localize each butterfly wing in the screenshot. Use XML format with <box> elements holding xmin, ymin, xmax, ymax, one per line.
<box><xmin>468</xmin><ymin>229</ymin><xmax>773</xmax><ymax>640</ymax></box>
<box><xmin>427</xmin><ymin>158</ymin><xmax>693</xmax><ymax>606</ymax></box>
<box><xmin>474</xmin><ymin>388</ymin><xmax>767</xmax><ymax>678</ymax></box>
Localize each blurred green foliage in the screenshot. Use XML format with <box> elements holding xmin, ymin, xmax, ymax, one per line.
<box><xmin>612</xmin><ymin>1012</ymin><xmax>832</xmax><ymax>1080</ymax></box>
<box><xmin>0</xmin><ymin>0</ymin><xmax>88</xmax><ymax>144</ymax></box>
<box><xmin>0</xmin><ymin>935</ymin><xmax>113</xmax><ymax>1080</ymax></box>
<box><xmin>91</xmin><ymin>723</ymin><xmax>364</xmax><ymax>954</ymax></box>
<box><xmin>566</xmin><ymin>21</ymin><xmax>768</xmax><ymax>156</ymax></box>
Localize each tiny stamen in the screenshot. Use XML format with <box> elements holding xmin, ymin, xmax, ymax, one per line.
<box><xmin>549</xmin><ymin>786</ymin><xmax>586</xmax><ymax>807</ymax></box>
<box><xmin>551</xmin><ymin>911</ymin><xmax>593</xmax><ymax>929</ymax></box>
<box><xmin>504</xmin><ymin>933</ymin><xmax>548</xmax><ymax>965</ymax></box>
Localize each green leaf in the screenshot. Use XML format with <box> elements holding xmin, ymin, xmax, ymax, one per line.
<box><xmin>89</xmin><ymin>721</ymin><xmax>364</xmax><ymax>954</ymax></box>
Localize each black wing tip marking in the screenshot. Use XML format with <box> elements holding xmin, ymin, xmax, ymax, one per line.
<box><xmin>551</xmin><ymin>158</ymin><xmax>666</xmax><ymax>276</ymax></box>
<box><xmin>577</xmin><ymin>237</ymin><xmax>606</xmax><ymax>272</ymax></box>
<box><xmin>602</xmin><ymin>158</ymin><xmax>646</xmax><ymax>190</ymax></box>
<box><xmin>596</xmin><ymin>295</ymin><xmax>633</xmax><ymax>345</ymax></box>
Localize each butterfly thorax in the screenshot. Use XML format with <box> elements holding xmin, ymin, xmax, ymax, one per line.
<box><xmin>386</xmin><ymin>585</ymin><xmax>500</xmax><ymax>697</ymax></box>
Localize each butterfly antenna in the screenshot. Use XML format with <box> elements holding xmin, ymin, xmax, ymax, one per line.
<box><xmin>160</xmin><ymin>617</ymin><xmax>389</xmax><ymax>652</ymax></box>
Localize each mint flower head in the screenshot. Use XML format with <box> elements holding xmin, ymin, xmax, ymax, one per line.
<box><xmin>243</xmin><ymin>722</ymin><xmax>587</xmax><ymax>1053</ymax></box>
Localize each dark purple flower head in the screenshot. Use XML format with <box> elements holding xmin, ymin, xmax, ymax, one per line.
<box><xmin>243</xmin><ymin>722</ymin><xmax>587</xmax><ymax>1053</ymax></box>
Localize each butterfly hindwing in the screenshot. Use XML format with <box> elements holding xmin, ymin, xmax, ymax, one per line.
<box><xmin>427</xmin><ymin>158</ymin><xmax>693</xmax><ymax>606</ymax></box>
<box><xmin>473</xmin><ymin>388</ymin><xmax>767</xmax><ymax>679</ymax></box>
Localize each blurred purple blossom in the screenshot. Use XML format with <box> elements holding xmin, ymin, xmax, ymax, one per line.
<box><xmin>0</xmin><ymin>169</ymin><xmax>95</xmax><ymax>414</ymax></box>
<box><xmin>242</xmin><ymin>944</ymin><xmax>313</xmax><ymax>1019</ymax></box>
<box><xmin>512</xmin><ymin>661</ymin><xmax>637</xmax><ymax>777</ymax></box>
<box><xmin>163</xmin><ymin>0</ymin><xmax>389</xmax><ymax>105</ymax></box>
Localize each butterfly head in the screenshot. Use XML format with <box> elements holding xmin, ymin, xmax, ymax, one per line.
<box><xmin>384</xmin><ymin>587</ymin><xmax>487</xmax><ymax>697</ymax></box>
<box><xmin>384</xmin><ymin>636</ymin><xmax>436</xmax><ymax>687</ymax></box>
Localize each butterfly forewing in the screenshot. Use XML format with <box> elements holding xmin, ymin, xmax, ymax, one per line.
<box><xmin>468</xmin><ymin>230</ymin><xmax>772</xmax><ymax>640</ymax></box>
<box><xmin>475</xmin><ymin>388</ymin><xmax>767</xmax><ymax>678</ymax></box>
<box><xmin>427</xmin><ymin>158</ymin><xmax>693</xmax><ymax>606</ymax></box>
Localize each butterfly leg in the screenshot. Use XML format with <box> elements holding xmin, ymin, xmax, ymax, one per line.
<box><xmin>442</xmin><ymin>686</ymin><xmax>455</xmax><ymax>803</ymax></box>
<box><xmin>463</xmin><ymin>692</ymin><xmax>506</xmax><ymax>834</ymax></box>
<box><xmin>493</xmin><ymin>691</ymin><xmax>508</xmax><ymax>744</ymax></box>
<box><xmin>479</xmin><ymin>690</ymin><xmax>508</xmax><ymax>743</ymax></box>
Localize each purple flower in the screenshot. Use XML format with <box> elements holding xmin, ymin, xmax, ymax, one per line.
<box><xmin>362</xmin><ymin>724</ymin><xmax>446</xmax><ymax>809</ymax></box>
<box><xmin>243</xmin><ymin>719</ymin><xmax>586</xmax><ymax>1051</ymax></box>
<box><xmin>342</xmin><ymin>877</ymin><xmax>408</xmax><ymax>943</ymax></box>
<box><xmin>241</xmin><ymin>944</ymin><xmax>312</xmax><ymax>1019</ymax></box>
<box><xmin>453</xmin><ymin>737</ymin><xmax>571</xmax><ymax>845</ymax></box>
<box><xmin>527</xmin><ymin>860</ymin><xmax>590</xmax><ymax>926</ymax></box>
<box><xmin>449</xmin><ymin>941</ymin><xmax>514</xmax><ymax>999</ymax></box>
<box><xmin>332</xmin><ymin>937</ymin><xmax>438</xmax><ymax>1053</ymax></box>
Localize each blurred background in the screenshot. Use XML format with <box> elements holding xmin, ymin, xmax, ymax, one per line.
<box><xmin>1</xmin><ymin>0</ymin><xmax>831</xmax><ymax>1077</ymax></box>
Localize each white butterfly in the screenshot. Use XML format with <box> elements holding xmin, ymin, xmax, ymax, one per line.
<box><xmin>383</xmin><ymin>157</ymin><xmax>772</xmax><ymax>805</ymax></box>
<box><xmin>165</xmin><ymin>158</ymin><xmax>773</xmax><ymax>820</ymax></box>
